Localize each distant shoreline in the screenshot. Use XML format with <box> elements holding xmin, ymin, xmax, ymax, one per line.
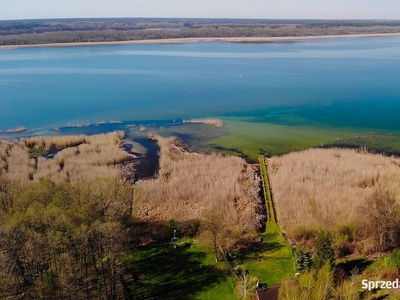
<box><xmin>1</xmin><ymin>32</ymin><xmax>400</xmax><ymax>49</ymax></box>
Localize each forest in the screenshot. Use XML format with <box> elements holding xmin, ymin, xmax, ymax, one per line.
<box><xmin>0</xmin><ymin>178</ymin><xmax>134</xmax><ymax>299</ymax></box>
<box><xmin>1</xmin><ymin>18</ymin><xmax>400</xmax><ymax>45</ymax></box>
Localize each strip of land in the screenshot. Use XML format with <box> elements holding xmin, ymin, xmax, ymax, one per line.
<box><xmin>2</xmin><ymin>32</ymin><xmax>400</xmax><ymax>50</ymax></box>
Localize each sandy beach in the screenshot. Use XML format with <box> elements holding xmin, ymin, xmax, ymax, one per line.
<box><xmin>1</xmin><ymin>32</ymin><xmax>400</xmax><ymax>50</ymax></box>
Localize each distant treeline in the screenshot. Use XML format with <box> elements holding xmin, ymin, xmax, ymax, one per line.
<box><xmin>1</xmin><ymin>18</ymin><xmax>400</xmax><ymax>45</ymax></box>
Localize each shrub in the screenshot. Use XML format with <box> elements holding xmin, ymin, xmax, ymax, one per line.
<box><xmin>315</xmin><ymin>232</ymin><xmax>335</xmax><ymax>271</ymax></box>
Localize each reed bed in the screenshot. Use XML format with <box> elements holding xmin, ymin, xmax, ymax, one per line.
<box><xmin>135</xmin><ymin>136</ymin><xmax>261</xmax><ymax>232</ymax></box>
<box><xmin>182</xmin><ymin>118</ymin><xmax>224</xmax><ymax>127</ymax></box>
<box><xmin>22</xmin><ymin>135</ymin><xmax>86</xmax><ymax>148</ymax></box>
<box><xmin>0</xmin><ymin>141</ymin><xmax>11</xmax><ymax>174</ymax></box>
<box><xmin>269</xmin><ymin>148</ymin><xmax>400</xmax><ymax>233</ymax></box>
<box><xmin>22</xmin><ymin>130</ymin><xmax>125</xmax><ymax>148</ymax></box>
<box><xmin>0</xmin><ymin>131</ymin><xmax>130</xmax><ymax>183</ymax></box>
<box><xmin>4</xmin><ymin>143</ymin><xmax>35</xmax><ymax>183</ymax></box>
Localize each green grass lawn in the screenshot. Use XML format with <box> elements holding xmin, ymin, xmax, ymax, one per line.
<box><xmin>123</xmin><ymin>231</ymin><xmax>292</xmax><ymax>299</ymax></box>
<box><xmin>124</xmin><ymin>240</ymin><xmax>238</xmax><ymax>300</ymax></box>
<box><xmin>188</xmin><ymin>242</ymin><xmax>239</xmax><ymax>300</ymax></box>
<box><xmin>196</xmin><ymin>276</ymin><xmax>238</xmax><ymax>300</ymax></box>
<box><xmin>241</xmin><ymin>222</ymin><xmax>294</xmax><ymax>286</ymax></box>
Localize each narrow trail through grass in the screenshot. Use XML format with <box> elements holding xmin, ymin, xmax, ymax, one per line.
<box><xmin>259</xmin><ymin>156</ymin><xmax>275</xmax><ymax>223</ymax></box>
<box><xmin>240</xmin><ymin>156</ymin><xmax>293</xmax><ymax>286</ymax></box>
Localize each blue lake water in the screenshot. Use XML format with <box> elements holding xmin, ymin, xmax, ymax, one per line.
<box><xmin>1</xmin><ymin>36</ymin><xmax>400</xmax><ymax>133</ymax></box>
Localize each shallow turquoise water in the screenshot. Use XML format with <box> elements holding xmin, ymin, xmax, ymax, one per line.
<box><xmin>1</xmin><ymin>36</ymin><xmax>400</xmax><ymax>132</ymax></box>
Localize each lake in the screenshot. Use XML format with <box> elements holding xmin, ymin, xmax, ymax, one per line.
<box><xmin>1</xmin><ymin>36</ymin><xmax>400</xmax><ymax>158</ymax></box>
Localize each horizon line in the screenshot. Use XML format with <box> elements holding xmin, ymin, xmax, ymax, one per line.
<box><xmin>1</xmin><ymin>16</ymin><xmax>400</xmax><ymax>22</ymax></box>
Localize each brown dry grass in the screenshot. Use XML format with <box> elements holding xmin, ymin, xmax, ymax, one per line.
<box><xmin>4</xmin><ymin>143</ymin><xmax>35</xmax><ymax>183</ymax></box>
<box><xmin>269</xmin><ymin>148</ymin><xmax>400</xmax><ymax>233</ymax></box>
<box><xmin>0</xmin><ymin>140</ymin><xmax>11</xmax><ymax>173</ymax></box>
<box><xmin>135</xmin><ymin>136</ymin><xmax>261</xmax><ymax>233</ymax></box>
<box><xmin>22</xmin><ymin>130</ymin><xmax>125</xmax><ymax>148</ymax></box>
<box><xmin>0</xmin><ymin>131</ymin><xmax>130</xmax><ymax>183</ymax></box>
<box><xmin>182</xmin><ymin>118</ymin><xmax>224</xmax><ymax>127</ymax></box>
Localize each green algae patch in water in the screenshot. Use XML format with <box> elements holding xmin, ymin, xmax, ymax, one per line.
<box><xmin>210</xmin><ymin>119</ymin><xmax>360</xmax><ymax>161</ymax></box>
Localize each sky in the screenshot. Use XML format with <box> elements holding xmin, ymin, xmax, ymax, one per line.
<box><xmin>1</xmin><ymin>0</ymin><xmax>400</xmax><ymax>21</ymax></box>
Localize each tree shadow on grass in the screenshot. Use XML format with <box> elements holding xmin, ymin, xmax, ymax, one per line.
<box><xmin>336</xmin><ymin>258</ymin><xmax>373</xmax><ymax>279</ymax></box>
<box><xmin>231</xmin><ymin>235</ymin><xmax>284</xmax><ymax>263</ymax></box>
<box><xmin>124</xmin><ymin>243</ymin><xmax>228</xmax><ymax>300</ymax></box>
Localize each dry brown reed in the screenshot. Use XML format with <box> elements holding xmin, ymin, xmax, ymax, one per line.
<box><xmin>135</xmin><ymin>135</ymin><xmax>261</xmax><ymax>233</ymax></box>
<box><xmin>269</xmin><ymin>148</ymin><xmax>400</xmax><ymax>233</ymax></box>
<box><xmin>22</xmin><ymin>135</ymin><xmax>86</xmax><ymax>148</ymax></box>
<box><xmin>0</xmin><ymin>131</ymin><xmax>130</xmax><ymax>183</ymax></box>
<box><xmin>5</xmin><ymin>143</ymin><xmax>35</xmax><ymax>183</ymax></box>
<box><xmin>0</xmin><ymin>141</ymin><xmax>11</xmax><ymax>173</ymax></box>
<box><xmin>21</xmin><ymin>130</ymin><xmax>125</xmax><ymax>149</ymax></box>
<box><xmin>182</xmin><ymin>118</ymin><xmax>224</xmax><ymax>127</ymax></box>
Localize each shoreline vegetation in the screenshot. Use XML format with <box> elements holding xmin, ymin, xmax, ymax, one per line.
<box><xmin>135</xmin><ymin>135</ymin><xmax>261</xmax><ymax>226</ymax></box>
<box><xmin>271</xmin><ymin>147</ymin><xmax>400</xmax><ymax>299</ymax></box>
<box><xmin>2</xmin><ymin>18</ymin><xmax>400</xmax><ymax>48</ymax></box>
<box><xmin>0</xmin><ymin>131</ymin><xmax>133</xmax><ymax>183</ymax></box>
<box><xmin>182</xmin><ymin>118</ymin><xmax>224</xmax><ymax>127</ymax></box>
<box><xmin>65</xmin><ymin>120</ymin><xmax>123</xmax><ymax>128</ymax></box>
<box><xmin>2</xmin><ymin>32</ymin><xmax>400</xmax><ymax>49</ymax></box>
<box><xmin>269</xmin><ymin>148</ymin><xmax>400</xmax><ymax>253</ymax></box>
